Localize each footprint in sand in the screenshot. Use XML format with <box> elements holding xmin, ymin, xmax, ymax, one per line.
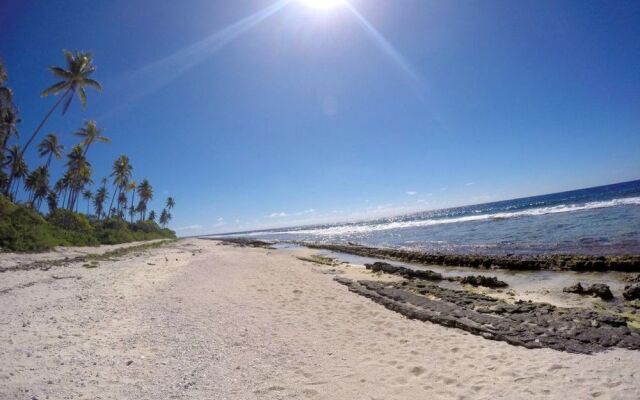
<box><xmin>410</xmin><ymin>366</ymin><xmax>426</xmax><ymax>377</ymax></box>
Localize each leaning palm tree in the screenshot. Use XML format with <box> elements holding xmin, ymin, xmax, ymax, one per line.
<box><xmin>21</xmin><ymin>50</ymin><xmax>102</xmax><ymax>156</ymax></box>
<box><xmin>37</xmin><ymin>133</ymin><xmax>64</xmax><ymax>167</ymax></box>
<box><xmin>74</xmin><ymin>120</ymin><xmax>110</xmax><ymax>156</ymax></box>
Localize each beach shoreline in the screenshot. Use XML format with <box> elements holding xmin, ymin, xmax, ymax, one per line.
<box><xmin>2</xmin><ymin>238</ymin><xmax>640</xmax><ymax>399</ymax></box>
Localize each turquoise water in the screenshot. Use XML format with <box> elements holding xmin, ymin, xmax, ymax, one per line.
<box><xmin>215</xmin><ymin>180</ymin><xmax>640</xmax><ymax>255</ymax></box>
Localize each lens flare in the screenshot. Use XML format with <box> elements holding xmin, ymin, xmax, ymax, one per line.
<box><xmin>299</xmin><ymin>0</ymin><xmax>346</xmax><ymax>10</ymax></box>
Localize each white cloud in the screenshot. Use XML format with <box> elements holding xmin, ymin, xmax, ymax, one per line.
<box><xmin>294</xmin><ymin>209</ymin><xmax>316</xmax><ymax>216</ymax></box>
<box><xmin>406</xmin><ymin>191</ymin><xmax>417</xmax><ymax>196</ymax></box>
<box><xmin>466</xmin><ymin>182</ymin><xmax>476</xmax><ymax>186</ymax></box>
<box><xmin>175</xmin><ymin>224</ymin><xmax>203</xmax><ymax>231</ymax></box>
<box><xmin>266</xmin><ymin>212</ymin><xmax>288</xmax><ymax>218</ymax></box>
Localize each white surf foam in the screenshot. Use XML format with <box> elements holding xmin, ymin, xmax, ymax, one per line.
<box><xmin>250</xmin><ymin>196</ymin><xmax>640</xmax><ymax>237</ymax></box>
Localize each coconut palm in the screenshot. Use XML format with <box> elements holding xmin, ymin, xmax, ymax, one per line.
<box><xmin>159</xmin><ymin>209</ymin><xmax>171</xmax><ymax>227</ymax></box>
<box><xmin>82</xmin><ymin>189</ymin><xmax>93</xmax><ymax>214</ymax></box>
<box><xmin>64</xmin><ymin>145</ymin><xmax>92</xmax><ymax>211</ymax></box>
<box><xmin>166</xmin><ymin>196</ymin><xmax>175</xmax><ymax>211</ymax></box>
<box><xmin>108</xmin><ymin>155</ymin><xmax>132</xmax><ymax>217</ymax></box>
<box><xmin>74</xmin><ymin>120</ymin><xmax>110</xmax><ymax>156</ymax></box>
<box><xmin>126</xmin><ymin>180</ymin><xmax>137</xmax><ymax>223</ymax></box>
<box><xmin>37</xmin><ymin>133</ymin><xmax>64</xmax><ymax>168</ymax></box>
<box><xmin>5</xmin><ymin>144</ymin><xmax>27</xmax><ymax>200</ymax></box>
<box><xmin>117</xmin><ymin>191</ymin><xmax>128</xmax><ymax>218</ymax></box>
<box><xmin>93</xmin><ymin>185</ymin><xmax>108</xmax><ymax>220</ymax></box>
<box><xmin>137</xmin><ymin>179</ymin><xmax>153</xmax><ymax>220</ymax></box>
<box><xmin>46</xmin><ymin>190</ymin><xmax>58</xmax><ymax>213</ymax></box>
<box><xmin>0</xmin><ymin>59</ymin><xmax>20</xmax><ymax>154</ymax></box>
<box><xmin>148</xmin><ymin>210</ymin><xmax>156</xmax><ymax>222</ymax></box>
<box><xmin>21</xmin><ymin>50</ymin><xmax>102</xmax><ymax>156</ymax></box>
<box><xmin>24</xmin><ymin>166</ymin><xmax>49</xmax><ymax>209</ymax></box>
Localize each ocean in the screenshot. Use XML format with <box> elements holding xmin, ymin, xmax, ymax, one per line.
<box><xmin>214</xmin><ymin>180</ymin><xmax>640</xmax><ymax>255</ymax></box>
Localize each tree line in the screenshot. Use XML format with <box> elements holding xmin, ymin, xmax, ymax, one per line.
<box><xmin>0</xmin><ymin>50</ymin><xmax>175</xmax><ymax>227</ymax></box>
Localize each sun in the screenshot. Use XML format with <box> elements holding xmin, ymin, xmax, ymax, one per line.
<box><xmin>299</xmin><ymin>0</ymin><xmax>347</xmax><ymax>10</ymax></box>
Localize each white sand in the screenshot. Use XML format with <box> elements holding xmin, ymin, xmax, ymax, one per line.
<box><xmin>1</xmin><ymin>238</ymin><xmax>639</xmax><ymax>399</ymax></box>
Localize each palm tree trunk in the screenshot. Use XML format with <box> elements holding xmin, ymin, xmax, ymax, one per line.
<box><xmin>130</xmin><ymin>192</ymin><xmax>135</xmax><ymax>224</ymax></box>
<box><xmin>20</xmin><ymin>88</ymin><xmax>71</xmax><ymax>158</ymax></box>
<box><xmin>108</xmin><ymin>186</ymin><xmax>118</xmax><ymax>218</ymax></box>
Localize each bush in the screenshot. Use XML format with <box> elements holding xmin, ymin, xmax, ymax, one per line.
<box><xmin>48</xmin><ymin>209</ymin><xmax>93</xmax><ymax>234</ymax></box>
<box><xmin>0</xmin><ymin>195</ymin><xmax>175</xmax><ymax>252</ymax></box>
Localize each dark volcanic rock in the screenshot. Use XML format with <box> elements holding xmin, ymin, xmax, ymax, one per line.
<box><xmin>623</xmin><ymin>284</ymin><xmax>640</xmax><ymax>301</ymax></box>
<box><xmin>460</xmin><ymin>275</ymin><xmax>508</xmax><ymax>288</ymax></box>
<box><xmin>204</xmin><ymin>237</ymin><xmax>272</xmax><ymax>248</ymax></box>
<box><xmin>302</xmin><ymin>243</ymin><xmax>640</xmax><ymax>272</ymax></box>
<box><xmin>563</xmin><ymin>282</ymin><xmax>614</xmax><ymax>300</ymax></box>
<box><xmin>334</xmin><ymin>277</ymin><xmax>640</xmax><ymax>354</ymax></box>
<box><xmin>365</xmin><ymin>262</ymin><xmax>443</xmax><ymax>281</ymax></box>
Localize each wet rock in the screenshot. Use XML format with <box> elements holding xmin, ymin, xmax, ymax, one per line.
<box><xmin>303</xmin><ymin>243</ymin><xmax>640</xmax><ymax>272</ymax></box>
<box><xmin>460</xmin><ymin>275</ymin><xmax>508</xmax><ymax>288</ymax></box>
<box><xmin>365</xmin><ymin>262</ymin><xmax>443</xmax><ymax>281</ymax></box>
<box><xmin>563</xmin><ymin>282</ymin><xmax>614</xmax><ymax>300</ymax></box>
<box><xmin>623</xmin><ymin>284</ymin><xmax>640</xmax><ymax>301</ymax></box>
<box><xmin>335</xmin><ymin>277</ymin><xmax>640</xmax><ymax>354</ymax></box>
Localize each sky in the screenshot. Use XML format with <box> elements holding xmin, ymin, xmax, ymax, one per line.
<box><xmin>1</xmin><ymin>0</ymin><xmax>639</xmax><ymax>235</ymax></box>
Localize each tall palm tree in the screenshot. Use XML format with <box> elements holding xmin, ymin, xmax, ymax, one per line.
<box><xmin>166</xmin><ymin>196</ymin><xmax>175</xmax><ymax>211</ymax></box>
<box><xmin>24</xmin><ymin>166</ymin><xmax>49</xmax><ymax>209</ymax></box>
<box><xmin>159</xmin><ymin>209</ymin><xmax>171</xmax><ymax>227</ymax></box>
<box><xmin>0</xmin><ymin>59</ymin><xmax>20</xmax><ymax>155</ymax></box>
<box><xmin>21</xmin><ymin>50</ymin><xmax>102</xmax><ymax>156</ymax></box>
<box><xmin>148</xmin><ymin>210</ymin><xmax>156</xmax><ymax>222</ymax></box>
<box><xmin>64</xmin><ymin>145</ymin><xmax>92</xmax><ymax>211</ymax></box>
<box><xmin>126</xmin><ymin>180</ymin><xmax>137</xmax><ymax>223</ymax></box>
<box><xmin>82</xmin><ymin>189</ymin><xmax>93</xmax><ymax>215</ymax></box>
<box><xmin>5</xmin><ymin>144</ymin><xmax>27</xmax><ymax>200</ymax></box>
<box><xmin>137</xmin><ymin>179</ymin><xmax>153</xmax><ymax>220</ymax></box>
<box><xmin>93</xmin><ymin>185</ymin><xmax>108</xmax><ymax>220</ymax></box>
<box><xmin>37</xmin><ymin>133</ymin><xmax>64</xmax><ymax>167</ymax></box>
<box><xmin>74</xmin><ymin>120</ymin><xmax>110</xmax><ymax>156</ymax></box>
<box><xmin>108</xmin><ymin>155</ymin><xmax>132</xmax><ymax>217</ymax></box>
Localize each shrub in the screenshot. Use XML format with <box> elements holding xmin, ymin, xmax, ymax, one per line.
<box><xmin>48</xmin><ymin>209</ymin><xmax>93</xmax><ymax>234</ymax></box>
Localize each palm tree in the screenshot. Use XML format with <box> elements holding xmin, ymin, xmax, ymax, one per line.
<box><xmin>166</xmin><ymin>196</ymin><xmax>175</xmax><ymax>211</ymax></box>
<box><xmin>21</xmin><ymin>50</ymin><xmax>102</xmax><ymax>156</ymax></box>
<box><xmin>0</xmin><ymin>59</ymin><xmax>20</xmax><ymax>155</ymax></box>
<box><xmin>117</xmin><ymin>191</ymin><xmax>128</xmax><ymax>218</ymax></box>
<box><xmin>93</xmin><ymin>185</ymin><xmax>108</xmax><ymax>220</ymax></box>
<box><xmin>74</xmin><ymin>120</ymin><xmax>110</xmax><ymax>156</ymax></box>
<box><xmin>159</xmin><ymin>209</ymin><xmax>171</xmax><ymax>227</ymax></box>
<box><xmin>108</xmin><ymin>155</ymin><xmax>132</xmax><ymax>217</ymax></box>
<box><xmin>37</xmin><ymin>133</ymin><xmax>64</xmax><ymax>167</ymax></box>
<box><xmin>137</xmin><ymin>179</ymin><xmax>153</xmax><ymax>220</ymax></box>
<box><xmin>82</xmin><ymin>189</ymin><xmax>93</xmax><ymax>215</ymax></box>
<box><xmin>24</xmin><ymin>166</ymin><xmax>49</xmax><ymax>209</ymax></box>
<box><xmin>64</xmin><ymin>145</ymin><xmax>92</xmax><ymax>211</ymax></box>
<box><xmin>148</xmin><ymin>210</ymin><xmax>156</xmax><ymax>222</ymax></box>
<box><xmin>46</xmin><ymin>190</ymin><xmax>58</xmax><ymax>213</ymax></box>
<box><xmin>126</xmin><ymin>180</ymin><xmax>137</xmax><ymax>223</ymax></box>
<box><xmin>5</xmin><ymin>144</ymin><xmax>27</xmax><ymax>200</ymax></box>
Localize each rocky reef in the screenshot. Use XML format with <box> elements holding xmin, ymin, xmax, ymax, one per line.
<box><xmin>304</xmin><ymin>242</ymin><xmax>640</xmax><ymax>272</ymax></box>
<box><xmin>563</xmin><ymin>282</ymin><xmax>614</xmax><ymax>301</ymax></box>
<box><xmin>335</xmin><ymin>277</ymin><xmax>640</xmax><ymax>354</ymax></box>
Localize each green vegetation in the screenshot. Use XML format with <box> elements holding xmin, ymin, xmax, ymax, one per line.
<box><xmin>0</xmin><ymin>52</ymin><xmax>177</xmax><ymax>252</ymax></box>
<box><xmin>0</xmin><ymin>194</ymin><xmax>175</xmax><ymax>252</ymax></box>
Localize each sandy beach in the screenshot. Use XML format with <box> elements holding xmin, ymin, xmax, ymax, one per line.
<box><xmin>1</xmin><ymin>238</ymin><xmax>640</xmax><ymax>399</ymax></box>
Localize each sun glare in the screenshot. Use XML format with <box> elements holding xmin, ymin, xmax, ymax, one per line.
<box><xmin>299</xmin><ymin>0</ymin><xmax>346</xmax><ymax>10</ymax></box>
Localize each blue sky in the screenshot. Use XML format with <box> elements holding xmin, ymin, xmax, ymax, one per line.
<box><xmin>1</xmin><ymin>0</ymin><xmax>639</xmax><ymax>235</ymax></box>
